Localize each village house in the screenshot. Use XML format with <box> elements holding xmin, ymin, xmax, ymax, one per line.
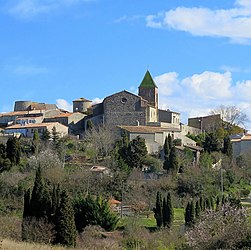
<box><xmin>4</xmin><ymin>122</ymin><xmax>68</xmax><ymax>138</ymax></box>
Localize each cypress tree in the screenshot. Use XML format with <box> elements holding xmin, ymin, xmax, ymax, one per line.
<box><xmin>166</xmin><ymin>192</ymin><xmax>174</xmax><ymax>228</ymax></box>
<box><xmin>55</xmin><ymin>190</ymin><xmax>77</xmax><ymax>247</ymax></box>
<box><xmin>185</xmin><ymin>202</ymin><xmax>191</xmax><ymax>226</ymax></box>
<box><xmin>23</xmin><ymin>188</ymin><xmax>31</xmax><ymax>218</ymax></box>
<box><xmin>162</xmin><ymin>197</ymin><xmax>167</xmax><ymax>227</ymax></box>
<box><xmin>195</xmin><ymin>200</ymin><xmax>201</xmax><ymax>218</ymax></box>
<box><xmin>163</xmin><ymin>136</ymin><xmax>170</xmax><ymax>158</ymax></box>
<box><xmin>30</xmin><ymin>167</ymin><xmax>45</xmax><ymax>218</ymax></box>
<box><xmin>190</xmin><ymin>201</ymin><xmax>195</xmax><ymax>226</ymax></box>
<box><xmin>6</xmin><ymin>136</ymin><xmax>21</xmax><ymax>166</ymax></box>
<box><xmin>168</xmin><ymin>134</ymin><xmax>173</xmax><ymax>150</ymax></box>
<box><xmin>199</xmin><ymin>197</ymin><xmax>205</xmax><ymax>211</ymax></box>
<box><xmin>185</xmin><ymin>201</ymin><xmax>195</xmax><ymax>227</ymax></box>
<box><xmin>216</xmin><ymin>196</ymin><xmax>220</xmax><ymax>210</ymax></box>
<box><xmin>154</xmin><ymin>191</ymin><xmax>163</xmax><ymax>228</ymax></box>
<box><xmin>42</xmin><ymin>129</ymin><xmax>51</xmax><ymax>141</ymax></box>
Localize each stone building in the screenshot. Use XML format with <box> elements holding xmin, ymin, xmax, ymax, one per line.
<box><xmin>84</xmin><ymin>71</ymin><xmax>163</xmax><ymax>128</ymax></box>
<box><xmin>188</xmin><ymin>114</ymin><xmax>222</xmax><ymax>133</ymax></box>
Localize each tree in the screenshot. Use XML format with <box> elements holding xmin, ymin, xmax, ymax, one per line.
<box><xmin>51</xmin><ymin>126</ymin><xmax>60</xmax><ymax>145</ymax></box>
<box><xmin>203</xmin><ymin>133</ymin><xmax>222</xmax><ymax>153</ymax></box>
<box><xmin>163</xmin><ymin>136</ymin><xmax>170</xmax><ymax>158</ymax></box>
<box><xmin>195</xmin><ymin>200</ymin><xmax>201</xmax><ymax>218</ymax></box>
<box><xmin>163</xmin><ymin>146</ymin><xmax>179</xmax><ymax>174</ymax></box>
<box><xmin>42</xmin><ymin>129</ymin><xmax>50</xmax><ymax>141</ymax></box>
<box><xmin>210</xmin><ymin>105</ymin><xmax>248</xmax><ymax>130</ymax></box>
<box><xmin>83</xmin><ymin>125</ymin><xmax>115</xmax><ymax>162</ymax></box>
<box><xmin>185</xmin><ymin>201</ymin><xmax>195</xmax><ymax>227</ymax></box>
<box><xmin>6</xmin><ymin>136</ymin><xmax>21</xmax><ymax>165</ymax></box>
<box><xmin>55</xmin><ymin>190</ymin><xmax>76</xmax><ymax>247</ymax></box>
<box><xmin>154</xmin><ymin>191</ymin><xmax>162</xmax><ymax>228</ymax></box>
<box><xmin>127</xmin><ymin>136</ymin><xmax>148</xmax><ymax>169</ymax></box>
<box><xmin>30</xmin><ymin>167</ymin><xmax>49</xmax><ymax>218</ymax></box>
<box><xmin>166</xmin><ymin>193</ymin><xmax>174</xmax><ymax>228</ymax></box>
<box><xmin>186</xmin><ymin>204</ymin><xmax>249</xmax><ymax>250</ymax></box>
<box><xmin>222</xmin><ymin>136</ymin><xmax>232</xmax><ymax>159</ymax></box>
<box><xmin>74</xmin><ymin>195</ymin><xmax>119</xmax><ymax>232</ymax></box>
<box><xmin>32</xmin><ymin>130</ymin><xmax>40</xmax><ymax>158</ymax></box>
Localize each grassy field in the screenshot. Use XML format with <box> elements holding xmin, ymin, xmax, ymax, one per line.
<box><xmin>121</xmin><ymin>208</ymin><xmax>185</xmax><ymax>229</ymax></box>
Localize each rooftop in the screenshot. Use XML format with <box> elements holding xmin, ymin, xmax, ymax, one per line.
<box><xmin>118</xmin><ymin>125</ymin><xmax>180</xmax><ymax>133</ymax></box>
<box><xmin>73</xmin><ymin>98</ymin><xmax>92</xmax><ymax>102</ymax></box>
<box><xmin>139</xmin><ymin>70</ymin><xmax>157</xmax><ymax>88</ymax></box>
<box><xmin>5</xmin><ymin>122</ymin><xmax>67</xmax><ymax>129</ymax></box>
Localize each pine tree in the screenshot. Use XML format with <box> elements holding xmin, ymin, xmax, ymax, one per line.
<box><xmin>154</xmin><ymin>191</ymin><xmax>163</xmax><ymax>228</ymax></box>
<box><xmin>55</xmin><ymin>190</ymin><xmax>77</xmax><ymax>247</ymax></box>
<box><xmin>74</xmin><ymin>195</ymin><xmax>119</xmax><ymax>232</ymax></box>
<box><xmin>96</xmin><ymin>196</ymin><xmax>119</xmax><ymax>231</ymax></box>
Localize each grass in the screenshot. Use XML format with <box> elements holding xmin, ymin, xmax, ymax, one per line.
<box><xmin>0</xmin><ymin>239</ymin><xmax>66</xmax><ymax>250</ymax></box>
<box><xmin>120</xmin><ymin>208</ymin><xmax>185</xmax><ymax>229</ymax></box>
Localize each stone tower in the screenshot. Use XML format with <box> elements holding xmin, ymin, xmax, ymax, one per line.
<box><xmin>73</xmin><ymin>98</ymin><xmax>92</xmax><ymax>113</ymax></box>
<box><xmin>138</xmin><ymin>70</ymin><xmax>158</xmax><ymax>109</ymax></box>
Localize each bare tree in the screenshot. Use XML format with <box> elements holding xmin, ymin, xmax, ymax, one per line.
<box><xmin>210</xmin><ymin>105</ymin><xmax>248</xmax><ymax>128</ymax></box>
<box><xmin>83</xmin><ymin>125</ymin><xmax>116</xmax><ymax>163</ymax></box>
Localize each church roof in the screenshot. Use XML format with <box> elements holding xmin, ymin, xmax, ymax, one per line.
<box><xmin>139</xmin><ymin>70</ymin><xmax>157</xmax><ymax>88</ymax></box>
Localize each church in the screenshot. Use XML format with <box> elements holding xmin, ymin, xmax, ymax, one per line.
<box><xmin>76</xmin><ymin>71</ymin><xmax>200</xmax><ymax>153</ymax></box>
<box><xmin>81</xmin><ymin>70</ymin><xmax>180</xmax><ymax>129</ymax></box>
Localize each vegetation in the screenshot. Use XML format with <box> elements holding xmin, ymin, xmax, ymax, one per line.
<box><xmin>0</xmin><ymin>124</ymin><xmax>251</xmax><ymax>249</ymax></box>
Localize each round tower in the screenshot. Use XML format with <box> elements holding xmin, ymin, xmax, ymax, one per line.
<box><xmin>73</xmin><ymin>98</ymin><xmax>92</xmax><ymax>113</ymax></box>
<box><xmin>14</xmin><ymin>101</ymin><xmax>32</xmax><ymax>111</ymax></box>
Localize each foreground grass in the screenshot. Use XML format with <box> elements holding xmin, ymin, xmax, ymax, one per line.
<box><xmin>0</xmin><ymin>239</ymin><xmax>66</xmax><ymax>250</ymax></box>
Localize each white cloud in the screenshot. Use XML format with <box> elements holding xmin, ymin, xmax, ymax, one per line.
<box><xmin>146</xmin><ymin>1</ymin><xmax>251</xmax><ymax>43</ymax></box>
<box><xmin>92</xmin><ymin>97</ymin><xmax>103</xmax><ymax>104</ymax></box>
<box><xmin>56</xmin><ymin>99</ymin><xmax>72</xmax><ymax>111</ymax></box>
<box><xmin>181</xmin><ymin>71</ymin><xmax>232</xmax><ymax>99</ymax></box>
<box><xmin>8</xmin><ymin>0</ymin><xmax>94</xmax><ymax>18</ymax></box>
<box><xmin>155</xmin><ymin>70</ymin><xmax>251</xmax><ymax>125</ymax></box>
<box><xmin>154</xmin><ymin>72</ymin><xmax>179</xmax><ymax>96</ymax></box>
<box><xmin>235</xmin><ymin>80</ymin><xmax>251</xmax><ymax>100</ymax></box>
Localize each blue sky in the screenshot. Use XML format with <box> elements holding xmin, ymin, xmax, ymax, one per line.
<box><xmin>1</xmin><ymin>0</ymin><xmax>251</xmax><ymax>128</ymax></box>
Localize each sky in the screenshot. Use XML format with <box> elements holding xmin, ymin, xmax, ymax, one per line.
<box><xmin>1</xmin><ymin>0</ymin><xmax>251</xmax><ymax>128</ymax></box>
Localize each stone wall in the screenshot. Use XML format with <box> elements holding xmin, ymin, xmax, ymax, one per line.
<box><xmin>103</xmin><ymin>91</ymin><xmax>147</xmax><ymax>127</ymax></box>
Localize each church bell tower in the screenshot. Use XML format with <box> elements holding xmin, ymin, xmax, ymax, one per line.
<box><xmin>138</xmin><ymin>70</ymin><xmax>158</xmax><ymax>109</ymax></box>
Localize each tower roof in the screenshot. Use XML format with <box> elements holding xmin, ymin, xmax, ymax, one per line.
<box><xmin>139</xmin><ymin>70</ymin><xmax>157</xmax><ymax>88</ymax></box>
